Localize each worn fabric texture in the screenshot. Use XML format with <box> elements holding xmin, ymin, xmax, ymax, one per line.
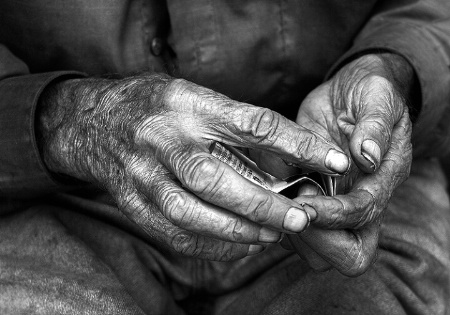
<box><xmin>0</xmin><ymin>159</ymin><xmax>448</xmax><ymax>314</ymax></box>
<box><xmin>0</xmin><ymin>0</ymin><xmax>450</xmax><ymax>314</ymax></box>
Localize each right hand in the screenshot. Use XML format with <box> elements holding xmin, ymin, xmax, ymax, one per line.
<box><xmin>37</xmin><ymin>74</ymin><xmax>349</xmax><ymax>261</ymax></box>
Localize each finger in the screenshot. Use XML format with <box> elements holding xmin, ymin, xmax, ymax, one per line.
<box><xmin>116</xmin><ymin>185</ymin><xmax>266</xmax><ymax>261</ymax></box>
<box><xmin>298</xmin><ymin>176</ymin><xmax>379</xmax><ymax>276</ymax></box>
<box><xmin>127</xmin><ymin>160</ymin><xmax>282</xmax><ymax>244</ymax></box>
<box><xmin>346</xmin><ymin>79</ymin><xmax>406</xmax><ymax>173</ymax></box>
<box><xmin>299</xmin><ymin>221</ymin><xmax>380</xmax><ymax>276</ymax></box>
<box><xmin>158</xmin><ymin>143</ymin><xmax>316</xmax><ymax>234</ymax></box>
<box><xmin>218</xmin><ymin>104</ymin><xmax>350</xmax><ymax>176</ymax></box>
<box><xmin>295</xmin><ymin>111</ymin><xmax>412</xmax><ymax>230</ymax></box>
<box><xmin>295</xmin><ymin>192</ymin><xmax>375</xmax><ymax>230</ymax></box>
<box><xmin>289</xmin><ymin>182</ymin><xmax>332</xmax><ymax>271</ymax></box>
<box><xmin>161</xmin><ymin>79</ymin><xmax>350</xmax><ymax>176</ymax></box>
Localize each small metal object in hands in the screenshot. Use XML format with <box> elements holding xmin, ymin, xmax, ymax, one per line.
<box><xmin>209</xmin><ymin>142</ymin><xmax>336</xmax><ymax>264</ymax></box>
<box><xmin>209</xmin><ymin>142</ymin><xmax>335</xmax><ymax>200</ymax></box>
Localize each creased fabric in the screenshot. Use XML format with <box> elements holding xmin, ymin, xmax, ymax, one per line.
<box><xmin>0</xmin><ymin>159</ymin><xmax>447</xmax><ymax>314</ymax></box>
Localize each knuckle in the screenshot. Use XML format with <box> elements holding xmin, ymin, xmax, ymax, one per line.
<box><xmin>240</xmin><ymin>108</ymin><xmax>280</xmax><ymax>144</ymax></box>
<box><xmin>161</xmin><ymin>190</ymin><xmax>198</xmax><ymax>227</ymax></box>
<box><xmin>353</xmin><ymin>191</ymin><xmax>377</xmax><ymax>229</ymax></box>
<box><xmin>161</xmin><ymin>78</ymin><xmax>191</xmax><ymax>107</ymax></box>
<box><xmin>170</xmin><ymin>232</ymin><xmax>243</xmax><ymax>261</ymax></box>
<box><xmin>324</xmin><ymin>193</ymin><xmax>376</xmax><ymax>229</ymax></box>
<box><xmin>181</xmin><ymin>155</ymin><xmax>223</xmax><ymax>195</ymax></box>
<box><xmin>133</xmin><ymin>118</ymin><xmax>158</xmax><ymax>145</ymax></box>
<box><xmin>323</xmin><ymin>198</ymin><xmax>347</xmax><ymax>228</ymax></box>
<box><xmin>292</xmin><ymin>131</ymin><xmax>318</xmax><ymax>162</ymax></box>
<box><xmin>246</xmin><ymin>194</ymin><xmax>274</xmax><ymax>224</ymax></box>
<box><xmin>170</xmin><ymin>231</ymin><xmax>203</xmax><ymax>257</ymax></box>
<box><xmin>162</xmin><ymin>78</ymin><xmax>221</xmax><ymax>114</ymax></box>
<box><xmin>122</xmin><ymin>76</ymin><xmax>173</xmax><ymax>143</ymax></box>
<box><xmin>222</xmin><ymin>217</ymin><xmax>245</xmax><ymax>242</ymax></box>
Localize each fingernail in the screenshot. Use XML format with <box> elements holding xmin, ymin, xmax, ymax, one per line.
<box><xmin>303</xmin><ymin>204</ymin><xmax>317</xmax><ymax>221</ymax></box>
<box><xmin>325</xmin><ymin>149</ymin><xmax>349</xmax><ymax>174</ymax></box>
<box><xmin>361</xmin><ymin>140</ymin><xmax>381</xmax><ymax>171</ymax></box>
<box><xmin>248</xmin><ymin>244</ymin><xmax>265</xmax><ymax>256</ymax></box>
<box><xmin>283</xmin><ymin>207</ymin><xmax>310</xmax><ymax>232</ymax></box>
<box><xmin>258</xmin><ymin>227</ymin><xmax>282</xmax><ymax>243</ymax></box>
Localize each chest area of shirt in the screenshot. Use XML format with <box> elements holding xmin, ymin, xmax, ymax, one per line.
<box><xmin>165</xmin><ymin>0</ymin><xmax>375</xmax><ymax>112</ymax></box>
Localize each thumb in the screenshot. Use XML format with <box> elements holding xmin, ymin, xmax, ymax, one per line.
<box><xmin>287</xmin><ymin>181</ymin><xmax>332</xmax><ymax>271</ymax></box>
<box><xmin>348</xmin><ymin>85</ymin><xmax>406</xmax><ymax>173</ymax></box>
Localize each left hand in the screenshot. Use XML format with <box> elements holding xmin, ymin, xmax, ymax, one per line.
<box><xmin>255</xmin><ymin>54</ymin><xmax>413</xmax><ymax>275</ymax></box>
<box><xmin>290</xmin><ymin>54</ymin><xmax>413</xmax><ymax>276</ymax></box>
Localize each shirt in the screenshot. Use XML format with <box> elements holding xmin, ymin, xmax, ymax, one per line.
<box><xmin>0</xmin><ymin>0</ymin><xmax>450</xmax><ymax>198</ymax></box>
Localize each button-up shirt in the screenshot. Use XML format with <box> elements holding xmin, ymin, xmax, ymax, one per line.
<box><xmin>0</xmin><ymin>0</ymin><xmax>450</xmax><ymax>198</ymax></box>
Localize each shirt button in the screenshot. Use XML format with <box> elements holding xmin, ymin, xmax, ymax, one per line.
<box><xmin>151</xmin><ymin>37</ymin><xmax>164</xmax><ymax>56</ymax></box>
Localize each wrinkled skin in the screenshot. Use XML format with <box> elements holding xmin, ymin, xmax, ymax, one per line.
<box><xmin>38</xmin><ymin>52</ymin><xmax>413</xmax><ymax>275</ymax></box>
<box><xmin>284</xmin><ymin>53</ymin><xmax>413</xmax><ymax>276</ymax></box>
<box><xmin>37</xmin><ymin>74</ymin><xmax>351</xmax><ymax>262</ymax></box>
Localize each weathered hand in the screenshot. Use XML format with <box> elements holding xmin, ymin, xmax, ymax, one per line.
<box><xmin>291</xmin><ymin>54</ymin><xmax>413</xmax><ymax>275</ymax></box>
<box><xmin>37</xmin><ymin>74</ymin><xmax>350</xmax><ymax>261</ymax></box>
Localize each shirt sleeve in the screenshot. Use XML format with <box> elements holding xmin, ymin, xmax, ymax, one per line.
<box><xmin>327</xmin><ymin>0</ymin><xmax>450</xmax><ymax>158</ymax></box>
<box><xmin>0</xmin><ymin>44</ymin><xmax>86</xmax><ymax>198</ymax></box>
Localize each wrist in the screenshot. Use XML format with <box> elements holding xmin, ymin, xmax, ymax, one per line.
<box><xmin>36</xmin><ymin>77</ymin><xmax>101</xmax><ymax>182</ymax></box>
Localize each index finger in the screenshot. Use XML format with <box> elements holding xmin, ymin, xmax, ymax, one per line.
<box><xmin>217</xmin><ymin>104</ymin><xmax>350</xmax><ymax>176</ymax></box>
<box><xmin>157</xmin><ymin>141</ymin><xmax>315</xmax><ymax>234</ymax></box>
<box><xmin>162</xmin><ymin>80</ymin><xmax>350</xmax><ymax>176</ymax></box>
